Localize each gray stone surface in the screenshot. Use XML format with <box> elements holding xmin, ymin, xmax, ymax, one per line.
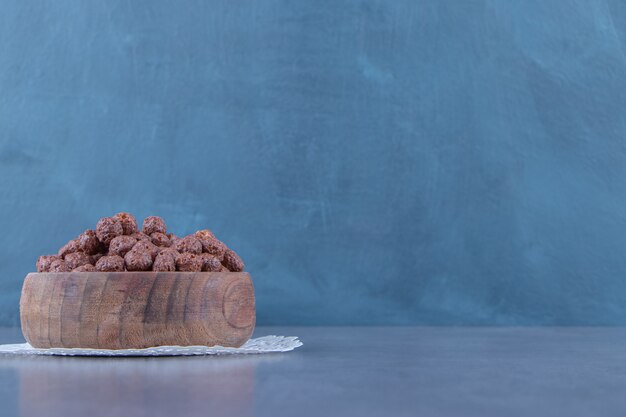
<box><xmin>1</xmin><ymin>326</ymin><xmax>626</xmax><ymax>416</ymax></box>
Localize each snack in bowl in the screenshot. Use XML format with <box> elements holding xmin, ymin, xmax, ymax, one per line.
<box><xmin>20</xmin><ymin>213</ymin><xmax>255</xmax><ymax>350</ymax></box>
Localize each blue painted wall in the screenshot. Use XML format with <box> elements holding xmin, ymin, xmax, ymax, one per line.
<box><xmin>1</xmin><ymin>0</ymin><xmax>626</xmax><ymax>325</ymax></box>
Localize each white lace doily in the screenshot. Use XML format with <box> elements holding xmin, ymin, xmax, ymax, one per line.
<box><xmin>0</xmin><ymin>335</ymin><xmax>302</xmax><ymax>356</ymax></box>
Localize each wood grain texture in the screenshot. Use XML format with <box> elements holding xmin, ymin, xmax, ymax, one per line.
<box><xmin>20</xmin><ymin>272</ymin><xmax>256</xmax><ymax>349</ymax></box>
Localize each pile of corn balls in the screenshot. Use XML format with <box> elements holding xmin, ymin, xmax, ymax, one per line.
<box><xmin>36</xmin><ymin>213</ymin><xmax>245</xmax><ymax>273</ymax></box>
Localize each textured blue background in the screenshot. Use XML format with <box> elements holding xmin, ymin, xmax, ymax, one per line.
<box><xmin>1</xmin><ymin>1</ymin><xmax>626</xmax><ymax>325</ymax></box>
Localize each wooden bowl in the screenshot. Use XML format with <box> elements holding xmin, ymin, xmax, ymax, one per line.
<box><xmin>19</xmin><ymin>272</ymin><xmax>256</xmax><ymax>350</ymax></box>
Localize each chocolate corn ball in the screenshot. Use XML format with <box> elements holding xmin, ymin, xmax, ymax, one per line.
<box><xmin>175</xmin><ymin>252</ymin><xmax>203</xmax><ymax>272</ymax></box>
<box><xmin>194</xmin><ymin>230</ymin><xmax>214</xmax><ymax>246</ymax></box>
<box><xmin>198</xmin><ymin>253</ymin><xmax>221</xmax><ymax>272</ymax></box>
<box><xmin>108</xmin><ymin>235</ymin><xmax>137</xmax><ymax>257</ymax></box>
<box><xmin>168</xmin><ymin>234</ymin><xmax>181</xmax><ymax>248</ymax></box>
<box><xmin>133</xmin><ymin>240</ymin><xmax>160</xmax><ymax>260</ymax></box>
<box><xmin>64</xmin><ymin>251</ymin><xmax>92</xmax><ymax>270</ymax></box>
<box><xmin>153</xmin><ymin>252</ymin><xmax>176</xmax><ymax>271</ymax></box>
<box><xmin>158</xmin><ymin>246</ymin><xmax>179</xmax><ymax>258</ymax></box>
<box><xmin>96</xmin><ymin>217</ymin><xmax>123</xmax><ymax>246</ymax></box>
<box><xmin>77</xmin><ymin>230</ymin><xmax>100</xmax><ymax>255</ymax></box>
<box><xmin>195</xmin><ymin>229</ymin><xmax>215</xmax><ymax>241</ymax></box>
<box><xmin>36</xmin><ymin>255</ymin><xmax>60</xmax><ymax>272</ymax></box>
<box><xmin>158</xmin><ymin>247</ymin><xmax>179</xmax><ymax>259</ymax></box>
<box><xmin>150</xmin><ymin>232</ymin><xmax>171</xmax><ymax>247</ymax></box>
<box><xmin>49</xmin><ymin>259</ymin><xmax>70</xmax><ymax>272</ymax></box>
<box><xmin>131</xmin><ymin>232</ymin><xmax>151</xmax><ymax>242</ymax></box>
<box><xmin>156</xmin><ymin>248</ymin><xmax>180</xmax><ymax>269</ymax></box>
<box><xmin>222</xmin><ymin>249</ymin><xmax>245</xmax><ymax>272</ymax></box>
<box><xmin>114</xmin><ymin>212</ymin><xmax>138</xmax><ymax>235</ymax></box>
<box><xmin>200</xmin><ymin>237</ymin><xmax>227</xmax><ymax>260</ymax></box>
<box><xmin>194</xmin><ymin>231</ymin><xmax>226</xmax><ymax>258</ymax></box>
<box><xmin>95</xmin><ymin>255</ymin><xmax>125</xmax><ymax>272</ymax></box>
<box><xmin>174</xmin><ymin>235</ymin><xmax>202</xmax><ymax>255</ymax></box>
<box><xmin>124</xmin><ymin>248</ymin><xmax>153</xmax><ymax>271</ymax></box>
<box><xmin>58</xmin><ymin>239</ymin><xmax>80</xmax><ymax>258</ymax></box>
<box><xmin>91</xmin><ymin>252</ymin><xmax>104</xmax><ymax>264</ymax></box>
<box><xmin>73</xmin><ymin>264</ymin><xmax>96</xmax><ymax>272</ymax></box>
<box><xmin>142</xmin><ymin>216</ymin><xmax>166</xmax><ymax>235</ymax></box>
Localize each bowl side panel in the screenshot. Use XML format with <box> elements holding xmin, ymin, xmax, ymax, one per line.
<box><xmin>20</xmin><ymin>272</ymin><xmax>256</xmax><ymax>349</ymax></box>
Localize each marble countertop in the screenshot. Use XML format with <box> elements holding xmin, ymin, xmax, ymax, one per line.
<box><xmin>1</xmin><ymin>326</ymin><xmax>625</xmax><ymax>417</ymax></box>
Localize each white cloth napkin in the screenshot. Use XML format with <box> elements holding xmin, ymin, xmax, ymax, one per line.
<box><xmin>0</xmin><ymin>335</ymin><xmax>302</xmax><ymax>356</ymax></box>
